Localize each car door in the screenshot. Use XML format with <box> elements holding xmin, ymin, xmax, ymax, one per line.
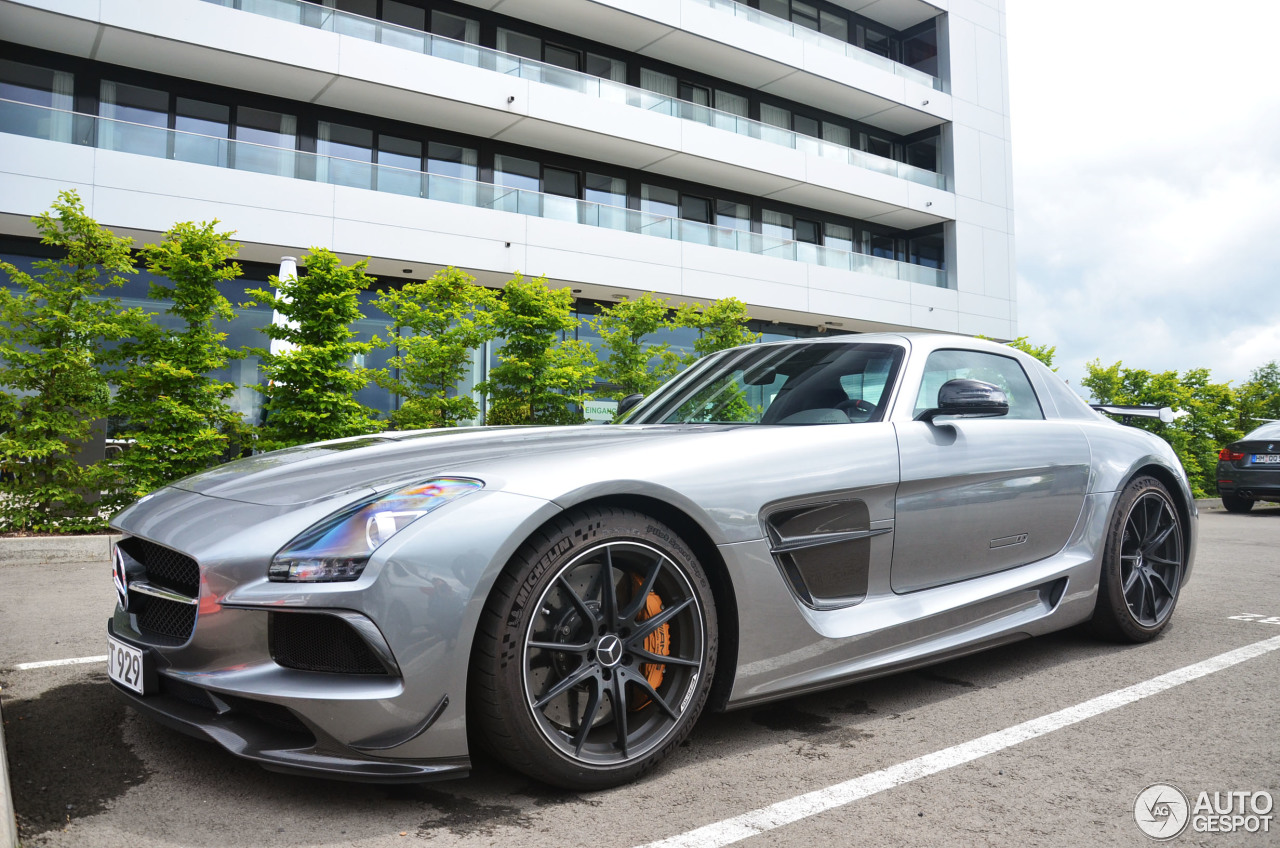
<box><xmin>891</xmin><ymin>348</ymin><xmax>1090</xmax><ymax>593</ymax></box>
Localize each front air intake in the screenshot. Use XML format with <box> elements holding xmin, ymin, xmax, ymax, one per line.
<box><xmin>268</xmin><ymin>612</ymin><xmax>389</xmax><ymax>675</ymax></box>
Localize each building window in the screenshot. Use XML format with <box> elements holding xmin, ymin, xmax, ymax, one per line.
<box><xmin>431</xmin><ymin>11</ymin><xmax>478</xmax><ymax>44</ymax></box>
<box><xmin>905</xmin><ymin>137</ymin><xmax>938</xmax><ymax>172</ymax></box>
<box><xmin>715</xmin><ymin>90</ymin><xmax>749</xmax><ymax>118</ymax></box>
<box><xmin>234</xmin><ymin>106</ymin><xmax>297</xmax><ymax>178</ymax></box>
<box><xmin>824</xmin><ymin>223</ymin><xmax>854</xmax><ymax>252</ymax></box>
<box><xmin>866</xmin><ymin>232</ymin><xmax>901</xmax><ymax>261</ymax></box>
<box><xmin>427</xmin><ymin>141</ymin><xmax>478</xmax><ymax>204</ymax></box>
<box><xmin>909</xmin><ymin>234</ymin><xmax>945</xmax><ymax>269</ymax></box>
<box><xmin>902</xmin><ymin>28</ymin><xmax>939</xmax><ymax>76</ymax></box>
<box><xmin>585</xmin><ymin>53</ymin><xmax>625</xmax><ymax>83</ymax></box>
<box><xmin>174</xmin><ymin>97</ymin><xmax>230</xmax><ymax>167</ymax></box>
<box><xmin>0</xmin><ymin>59</ymin><xmax>74</xmax><ymax>142</ymax></box>
<box><xmin>862</xmin><ymin>132</ymin><xmax>895</xmax><ymax>160</ymax></box>
<box><xmin>99</xmin><ymin>80</ymin><xmax>168</xmax><ymax>157</ymax></box>
<box><xmin>640</xmin><ymin>68</ymin><xmax>677</xmax><ymax>98</ymax></box>
<box><xmin>641</xmin><ymin>184</ymin><xmax>680</xmax><ymax>219</ymax></box>
<box><xmin>376</xmin><ymin>134</ymin><xmax>422</xmax><ymax>196</ymax></box>
<box><xmin>318</xmin><ymin>121</ymin><xmax>373</xmax><ymax>189</ymax></box>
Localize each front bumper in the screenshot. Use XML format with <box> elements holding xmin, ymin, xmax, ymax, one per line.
<box><xmin>107</xmin><ymin>483</ymin><xmax>560</xmax><ymax>782</ymax></box>
<box><xmin>109</xmin><ymin>620</ymin><xmax>466</xmax><ymax>782</ymax></box>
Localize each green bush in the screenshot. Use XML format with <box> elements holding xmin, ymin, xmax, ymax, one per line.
<box><xmin>0</xmin><ymin>191</ymin><xmax>142</xmax><ymax>532</ymax></box>
<box><xmin>373</xmin><ymin>267</ymin><xmax>498</xmax><ymax>429</ymax></box>
<box><xmin>248</xmin><ymin>249</ymin><xmax>384</xmax><ymax>451</ymax></box>
<box><xmin>480</xmin><ymin>274</ymin><xmax>596</xmax><ymax>425</ymax></box>
<box><xmin>107</xmin><ymin>221</ymin><xmax>249</xmax><ymax>503</ymax></box>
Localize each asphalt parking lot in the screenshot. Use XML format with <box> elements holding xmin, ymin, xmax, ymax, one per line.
<box><xmin>2</xmin><ymin>505</ymin><xmax>1277</xmax><ymax>848</ymax></box>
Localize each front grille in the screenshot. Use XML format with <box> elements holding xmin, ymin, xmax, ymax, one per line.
<box><xmin>118</xmin><ymin>536</ymin><xmax>200</xmax><ymax>643</ymax></box>
<box><xmin>137</xmin><ymin>597</ymin><xmax>198</xmax><ymax>642</ymax></box>
<box><xmin>118</xmin><ymin>537</ymin><xmax>200</xmax><ymax>596</ymax></box>
<box><xmin>270</xmin><ymin>612</ymin><xmax>388</xmax><ymax>675</ymax></box>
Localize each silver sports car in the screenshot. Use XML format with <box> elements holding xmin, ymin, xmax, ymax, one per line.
<box><xmin>107</xmin><ymin>333</ymin><xmax>1197</xmax><ymax>789</ymax></box>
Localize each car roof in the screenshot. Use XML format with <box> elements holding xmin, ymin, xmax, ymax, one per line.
<box><xmin>1243</xmin><ymin>421</ymin><xmax>1280</xmax><ymax>441</ymax></box>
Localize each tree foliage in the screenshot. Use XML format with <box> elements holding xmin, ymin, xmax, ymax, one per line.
<box><xmin>107</xmin><ymin>221</ymin><xmax>247</xmax><ymax>502</ymax></box>
<box><xmin>1235</xmin><ymin>361</ymin><xmax>1280</xmax><ymax>432</ymax></box>
<box><xmin>0</xmin><ymin>191</ymin><xmax>141</xmax><ymax>532</ymax></box>
<box><xmin>480</xmin><ymin>274</ymin><xmax>596</xmax><ymax>425</ymax></box>
<box><xmin>674</xmin><ymin>297</ymin><xmax>761</xmax><ymax>359</ymax></box>
<box><xmin>1082</xmin><ymin>360</ymin><xmax>1238</xmax><ymax>498</ymax></box>
<box><xmin>590</xmin><ymin>293</ymin><xmax>684</xmax><ymax>403</ymax></box>
<box><xmin>373</xmin><ymin>267</ymin><xmax>498</xmax><ymax>429</ymax></box>
<box><xmin>248</xmin><ymin>249</ymin><xmax>384</xmax><ymax>450</ymax></box>
<box><xmin>1005</xmin><ymin>336</ymin><xmax>1057</xmax><ymax>370</ymax></box>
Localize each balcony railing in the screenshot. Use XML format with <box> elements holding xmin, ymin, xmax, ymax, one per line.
<box><xmin>0</xmin><ymin>98</ymin><xmax>947</xmax><ymax>287</ymax></box>
<box><xmin>690</xmin><ymin>0</ymin><xmax>944</xmax><ymax>91</ymax></box>
<box><xmin>196</xmin><ymin>0</ymin><xmax>946</xmax><ymax>190</ymax></box>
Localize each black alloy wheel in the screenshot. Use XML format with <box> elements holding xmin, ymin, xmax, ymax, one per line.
<box><xmin>471</xmin><ymin>507</ymin><xmax>717</xmax><ymax>789</ymax></box>
<box><xmin>1092</xmin><ymin>476</ymin><xmax>1186</xmax><ymax>642</ymax></box>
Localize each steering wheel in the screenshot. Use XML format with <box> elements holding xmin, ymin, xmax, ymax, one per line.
<box><xmin>837</xmin><ymin>399</ymin><xmax>878</xmax><ymax>422</ymax></box>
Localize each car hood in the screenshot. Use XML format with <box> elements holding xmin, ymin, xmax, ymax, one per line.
<box><xmin>167</xmin><ymin>425</ymin><xmax>736</xmax><ymax>506</ymax></box>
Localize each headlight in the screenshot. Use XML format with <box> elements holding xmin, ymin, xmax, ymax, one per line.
<box><xmin>268</xmin><ymin>478</ymin><xmax>482</xmax><ymax>582</ymax></box>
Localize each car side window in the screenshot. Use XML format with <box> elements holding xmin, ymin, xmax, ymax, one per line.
<box><xmin>913</xmin><ymin>350</ymin><xmax>1044</xmax><ymax>421</ymax></box>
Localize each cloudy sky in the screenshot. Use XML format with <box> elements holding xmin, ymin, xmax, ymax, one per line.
<box><xmin>1005</xmin><ymin>0</ymin><xmax>1280</xmax><ymax>390</ymax></box>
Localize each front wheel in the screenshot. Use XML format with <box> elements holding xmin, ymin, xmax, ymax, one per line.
<box><xmin>1091</xmin><ymin>476</ymin><xmax>1186</xmax><ymax>643</ymax></box>
<box><xmin>470</xmin><ymin>506</ymin><xmax>717</xmax><ymax>790</ymax></box>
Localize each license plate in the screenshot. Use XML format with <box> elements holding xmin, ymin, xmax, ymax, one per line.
<box><xmin>107</xmin><ymin>635</ymin><xmax>148</xmax><ymax>695</ymax></box>
<box><xmin>1252</xmin><ymin>454</ymin><xmax>1280</xmax><ymax>464</ymax></box>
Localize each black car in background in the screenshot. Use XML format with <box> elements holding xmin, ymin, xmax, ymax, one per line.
<box><xmin>1216</xmin><ymin>421</ymin><xmax>1280</xmax><ymax>512</ymax></box>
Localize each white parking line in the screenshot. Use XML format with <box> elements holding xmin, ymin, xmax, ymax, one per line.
<box><xmin>639</xmin><ymin>634</ymin><xmax>1280</xmax><ymax>848</ymax></box>
<box><xmin>14</xmin><ymin>655</ymin><xmax>107</xmax><ymax>671</ymax></box>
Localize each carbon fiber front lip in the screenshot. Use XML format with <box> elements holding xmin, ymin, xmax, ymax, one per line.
<box><xmin>107</xmin><ymin>621</ymin><xmax>468</xmax><ymax>784</ymax></box>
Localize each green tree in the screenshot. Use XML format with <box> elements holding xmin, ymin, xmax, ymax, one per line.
<box><xmin>1234</xmin><ymin>361</ymin><xmax>1280</xmax><ymax>432</ymax></box>
<box><xmin>107</xmin><ymin>221</ymin><xmax>247</xmax><ymax>502</ymax></box>
<box><xmin>374</xmin><ymin>267</ymin><xmax>498</xmax><ymax>429</ymax></box>
<box><xmin>589</xmin><ymin>293</ymin><xmax>684</xmax><ymax>403</ymax></box>
<box><xmin>0</xmin><ymin>191</ymin><xmax>141</xmax><ymax>532</ymax></box>
<box><xmin>480</xmin><ymin>274</ymin><xmax>596</xmax><ymax>425</ymax></box>
<box><xmin>1082</xmin><ymin>360</ymin><xmax>1238</xmax><ymax>498</ymax></box>
<box><xmin>675</xmin><ymin>297</ymin><xmax>761</xmax><ymax>358</ymax></box>
<box><xmin>981</xmin><ymin>335</ymin><xmax>1057</xmax><ymax>370</ymax></box>
<box><xmin>248</xmin><ymin>249</ymin><xmax>384</xmax><ymax>451</ymax></box>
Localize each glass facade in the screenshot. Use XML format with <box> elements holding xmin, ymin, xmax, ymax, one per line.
<box><xmin>0</xmin><ymin>48</ymin><xmax>947</xmax><ymax>286</ymax></box>
<box><xmin>204</xmin><ymin>0</ymin><xmax>943</xmax><ymax>180</ymax></box>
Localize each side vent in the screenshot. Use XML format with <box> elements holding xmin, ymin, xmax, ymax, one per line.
<box><xmin>764</xmin><ymin>498</ymin><xmax>887</xmax><ymax>609</ymax></box>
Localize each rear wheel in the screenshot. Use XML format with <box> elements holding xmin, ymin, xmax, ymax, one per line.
<box><xmin>1221</xmin><ymin>493</ymin><xmax>1254</xmax><ymax>513</ymax></box>
<box><xmin>470</xmin><ymin>506</ymin><xmax>717</xmax><ymax>789</ymax></box>
<box><xmin>1091</xmin><ymin>476</ymin><xmax>1186</xmax><ymax>642</ymax></box>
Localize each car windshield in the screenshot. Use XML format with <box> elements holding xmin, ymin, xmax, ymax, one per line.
<box><xmin>626</xmin><ymin>342</ymin><xmax>905</xmax><ymax>425</ymax></box>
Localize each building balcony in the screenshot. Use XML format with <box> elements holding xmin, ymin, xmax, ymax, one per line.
<box><xmin>203</xmin><ymin>0</ymin><xmax>947</xmax><ymax>189</ymax></box>
<box><xmin>0</xmin><ymin>98</ymin><xmax>945</xmax><ymax>289</ymax></box>
<box><xmin>0</xmin><ymin>0</ymin><xmax>953</xmax><ymax>228</ymax></box>
<box><xmin>456</xmin><ymin>0</ymin><xmax>950</xmax><ymax>134</ymax></box>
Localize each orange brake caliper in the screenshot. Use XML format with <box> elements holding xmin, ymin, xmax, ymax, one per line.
<box><xmin>631</xmin><ymin>575</ymin><xmax>670</xmax><ymax>709</ymax></box>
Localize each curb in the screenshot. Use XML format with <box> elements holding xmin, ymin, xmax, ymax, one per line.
<box><xmin>0</xmin><ymin>534</ymin><xmax>120</xmax><ymax>567</ymax></box>
<box><xmin>1</xmin><ymin>695</ymin><xmax>15</xmax><ymax>848</ymax></box>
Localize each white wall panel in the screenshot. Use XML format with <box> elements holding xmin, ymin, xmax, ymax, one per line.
<box><xmin>982</xmin><ymin>228</ymin><xmax>1012</xmax><ymax>299</ymax></box>
<box><xmin>807</xmin><ymin>288</ymin><xmax>913</xmax><ymax>328</ymax></box>
<box><xmin>978</xmin><ymin>130</ymin><xmax>1007</xmax><ymax>206</ymax></box>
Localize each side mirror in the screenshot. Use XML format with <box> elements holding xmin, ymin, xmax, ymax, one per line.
<box><xmin>617</xmin><ymin>393</ymin><xmax>645</xmax><ymax>417</ymax></box>
<box><xmin>915</xmin><ymin>379</ymin><xmax>1009</xmax><ymax>423</ymax></box>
